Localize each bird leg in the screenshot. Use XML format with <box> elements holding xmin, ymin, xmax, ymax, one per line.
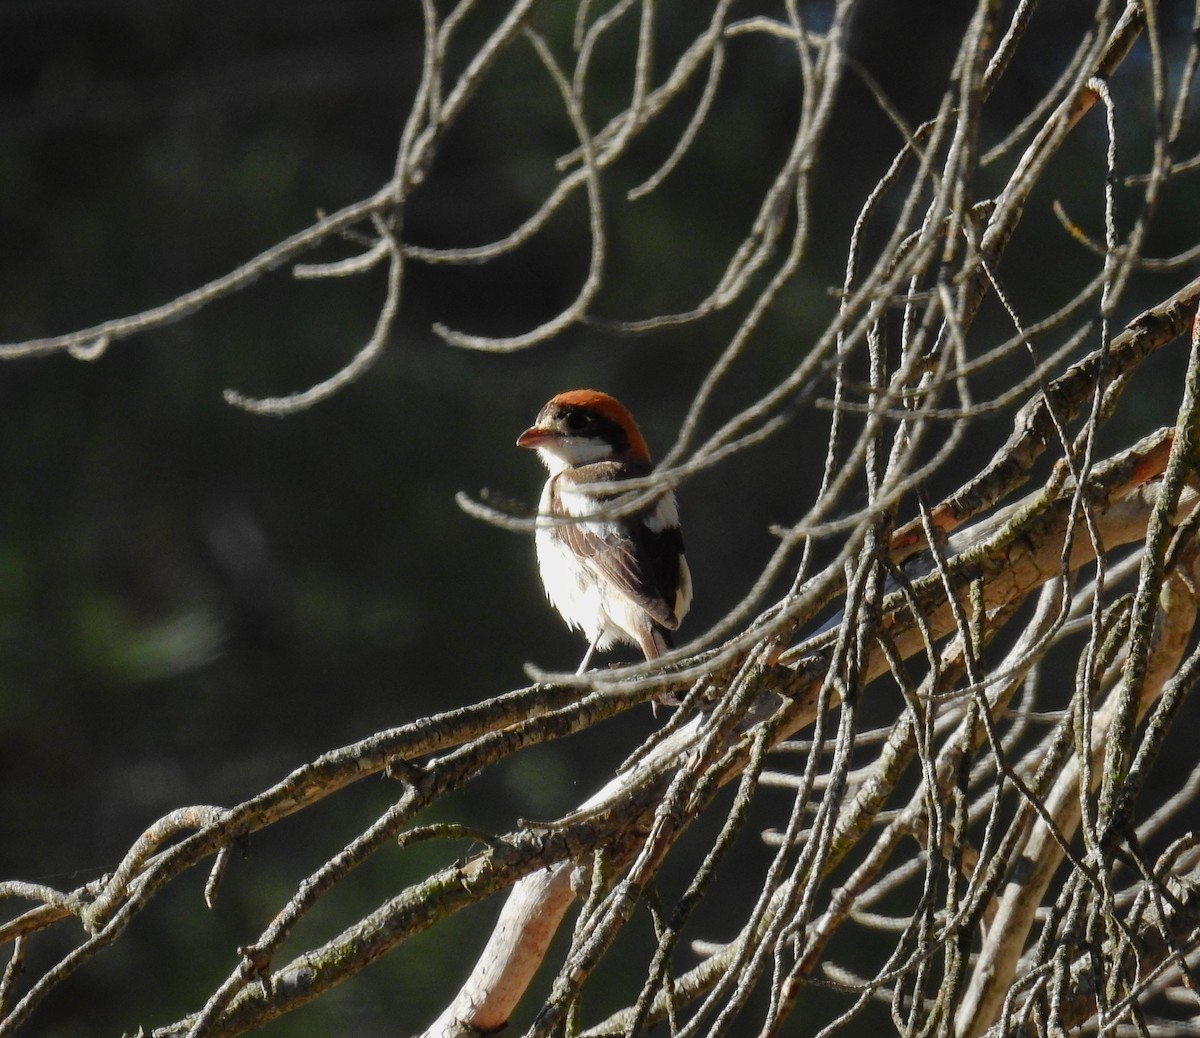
<box><xmin>575</xmin><ymin>639</ymin><xmax>599</xmax><ymax>675</ymax></box>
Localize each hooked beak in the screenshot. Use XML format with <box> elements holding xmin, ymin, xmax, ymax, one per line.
<box><xmin>516</xmin><ymin>426</ymin><xmax>558</xmax><ymax>449</ymax></box>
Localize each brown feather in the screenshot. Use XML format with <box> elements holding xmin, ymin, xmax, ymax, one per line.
<box><xmin>549</xmin><ymin>472</ymin><xmax>685</xmax><ymax>630</ymax></box>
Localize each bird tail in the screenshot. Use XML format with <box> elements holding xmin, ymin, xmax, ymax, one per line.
<box><xmin>639</xmin><ymin>625</ymin><xmax>674</xmax><ymax>661</ymax></box>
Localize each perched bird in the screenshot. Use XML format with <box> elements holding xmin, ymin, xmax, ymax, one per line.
<box><xmin>517</xmin><ymin>389</ymin><xmax>692</xmax><ymax>673</ymax></box>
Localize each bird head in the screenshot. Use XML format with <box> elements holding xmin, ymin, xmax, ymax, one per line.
<box><xmin>517</xmin><ymin>389</ymin><xmax>651</xmax><ymax>473</ymax></box>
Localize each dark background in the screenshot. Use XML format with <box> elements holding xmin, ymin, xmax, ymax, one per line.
<box><xmin>2</xmin><ymin>3</ymin><xmax>1198</xmax><ymax>1035</ymax></box>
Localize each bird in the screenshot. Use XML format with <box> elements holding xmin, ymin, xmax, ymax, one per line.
<box><xmin>517</xmin><ymin>389</ymin><xmax>692</xmax><ymax>674</ymax></box>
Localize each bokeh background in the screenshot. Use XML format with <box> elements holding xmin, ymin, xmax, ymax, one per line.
<box><xmin>2</xmin><ymin>3</ymin><xmax>1199</xmax><ymax>1035</ymax></box>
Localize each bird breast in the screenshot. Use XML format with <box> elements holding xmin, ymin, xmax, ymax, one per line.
<box><xmin>534</xmin><ymin>480</ymin><xmax>618</xmax><ymax>646</ymax></box>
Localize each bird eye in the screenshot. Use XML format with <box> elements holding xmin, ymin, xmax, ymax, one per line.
<box><xmin>563</xmin><ymin>409</ymin><xmax>590</xmax><ymax>432</ymax></box>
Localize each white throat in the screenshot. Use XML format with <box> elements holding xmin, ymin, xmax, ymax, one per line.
<box><xmin>536</xmin><ymin>437</ymin><xmax>613</xmax><ymax>474</ymax></box>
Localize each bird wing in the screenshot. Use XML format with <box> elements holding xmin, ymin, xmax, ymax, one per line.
<box><xmin>563</xmin><ymin>518</ymin><xmax>684</xmax><ymax>628</ymax></box>
<box><xmin>552</xmin><ymin>466</ymin><xmax>686</xmax><ymax>629</ymax></box>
